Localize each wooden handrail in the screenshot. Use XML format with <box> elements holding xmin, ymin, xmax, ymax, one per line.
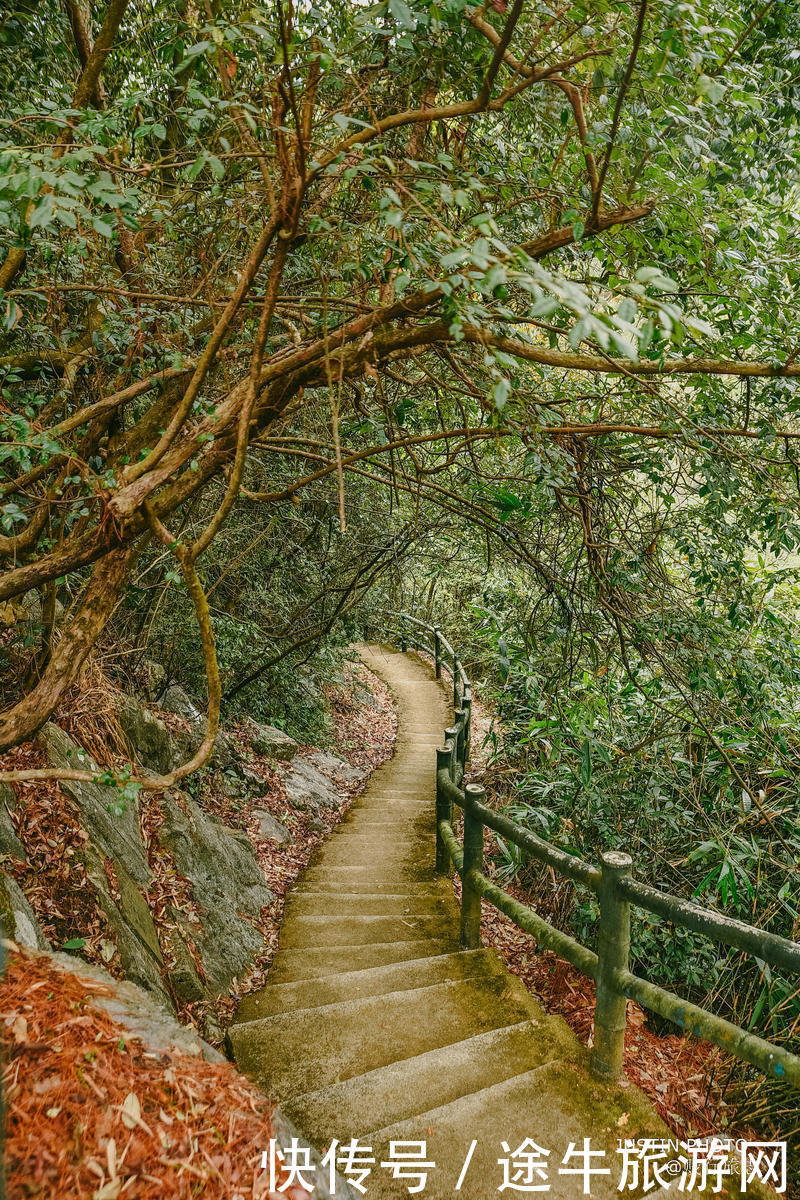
<box><xmin>391</xmin><ymin>613</ymin><xmax>800</xmax><ymax>1088</ymax></box>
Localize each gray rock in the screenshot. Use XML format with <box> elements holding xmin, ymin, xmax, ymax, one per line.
<box><xmin>217</xmin><ymin>772</ymin><xmax>250</xmax><ymax>801</ymax></box>
<box><xmin>158</xmin><ymin>792</ymin><xmax>273</xmax><ymax>992</ymax></box>
<box><xmin>140</xmin><ymin>658</ymin><xmax>167</xmax><ymax>701</ymax></box>
<box><xmin>307</xmin><ymin>816</ymin><xmax>326</xmax><ymax>833</ymax></box>
<box><xmin>308</xmin><ymin>749</ymin><xmax>369</xmax><ymax>785</ymax></box>
<box><xmin>43</xmin><ymin>950</ymin><xmax>225</xmax><ymax>1063</ymax></box>
<box><xmin>202</xmin><ymin>1010</ymin><xmax>225</xmax><ymax>1045</ymax></box>
<box><xmin>0</xmin><ymin>870</ymin><xmax>48</xmax><ymax>949</ymax></box>
<box><xmin>252</xmin><ymin>809</ymin><xmax>291</xmax><ymax>846</ymax></box>
<box><xmin>117</xmin><ymin>693</ymin><xmax>176</xmax><ymax>775</ymax></box>
<box><xmin>0</xmin><ymin>783</ymin><xmax>26</xmax><ymax>862</ymax></box>
<box><xmin>205</xmin><ymin>729</ymin><xmax>241</xmax><ymax>772</ymax></box>
<box><xmin>353</xmin><ymin>683</ymin><xmax>380</xmax><ymax>711</ymax></box>
<box><xmin>37</xmin><ymin>723</ymin><xmax>151</xmax><ymax>885</ymax></box>
<box><xmin>119</xmin><ymin>689</ymin><xmax>240</xmax><ymax>776</ymax></box>
<box><xmin>164</xmin><ymin>919</ymin><xmax>207</xmax><ymax>1003</ymax></box>
<box><xmin>80</xmin><ymin>845</ymin><xmax>171</xmax><ymax>1009</ymax></box>
<box><xmin>240</xmin><ymin>764</ymin><xmax>266</xmax><ymax>785</ymax></box>
<box><xmin>160</xmin><ymin>683</ymin><xmax>203</xmax><ymax>723</ymax></box>
<box><xmin>241</xmin><ymin>717</ymin><xmax>299</xmax><ymax>761</ymax></box>
<box><xmin>281</xmin><ymin>757</ymin><xmax>342</xmax><ymax>812</ymax></box>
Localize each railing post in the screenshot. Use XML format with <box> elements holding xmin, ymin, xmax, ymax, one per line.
<box><xmin>400</xmin><ymin>618</ymin><xmax>407</xmax><ymax>653</ymax></box>
<box><xmin>433</xmin><ymin>626</ymin><xmax>442</xmax><ymax>679</ymax></box>
<box><xmin>591</xmin><ymin>851</ymin><xmax>632</xmax><ymax>1081</ymax></box>
<box><xmin>463</xmin><ymin>690</ymin><xmax>472</xmax><ymax>759</ymax></box>
<box><xmin>460</xmin><ymin>784</ymin><xmax>484</xmax><ymax>949</ymax></box>
<box><xmin>445</xmin><ymin>727</ymin><xmax>457</xmax><ymax>781</ymax></box>
<box><xmin>435</xmin><ymin>746</ymin><xmax>452</xmax><ymax>875</ymax></box>
<box><xmin>453</xmin><ymin>657</ymin><xmax>460</xmax><ymax>709</ymax></box>
<box><xmin>454</xmin><ymin>708</ymin><xmax>466</xmax><ymax>772</ymax></box>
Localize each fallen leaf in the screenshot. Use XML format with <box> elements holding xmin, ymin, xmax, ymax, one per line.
<box><xmin>120</xmin><ymin>1092</ymin><xmax>141</xmax><ymax>1130</ymax></box>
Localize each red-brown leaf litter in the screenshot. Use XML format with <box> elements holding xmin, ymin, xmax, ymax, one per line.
<box><xmin>1</xmin><ymin>946</ymin><xmax>311</xmax><ymax>1200</ymax></box>
<box><xmin>0</xmin><ymin>656</ymin><xmax>397</xmax><ymax>1196</ymax></box>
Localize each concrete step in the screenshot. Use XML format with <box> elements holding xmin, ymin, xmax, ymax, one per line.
<box><xmin>350</xmin><ymin>797</ymin><xmax>427</xmax><ymax>809</ymax></box>
<box><xmin>285</xmin><ymin>1016</ymin><xmax>575</xmax><ymax>1143</ymax></box>
<box><xmin>284</xmin><ymin>891</ymin><xmax>450</xmax><ymax>918</ymax></box>
<box><xmin>312</xmin><ymin>841</ymin><xmax>431</xmax><ymax>870</ymax></box>
<box><xmin>365</xmin><ymin>1058</ymin><xmax>671</xmax><ymax>1199</ymax></box>
<box><xmin>292</xmin><ymin>875</ymin><xmax>431</xmax><ymax>895</ymax></box>
<box><xmin>267</xmin><ymin>939</ymin><xmax>450</xmax><ymax>983</ymax></box>
<box><xmin>234</xmin><ymin>949</ymin><xmax>501</xmax><ymax>1023</ymax></box>
<box><xmin>334</xmin><ymin>812</ymin><xmax>434</xmax><ymax>830</ymax></box>
<box><xmin>333</xmin><ymin>811</ymin><xmax>433</xmax><ymax>828</ymax></box>
<box><xmin>326</xmin><ymin>830</ymin><xmax>418</xmax><ymax>846</ymax></box>
<box><xmin>278</xmin><ymin>912</ymin><xmax>459</xmax><ymax>949</ymax></box>
<box><xmin>297</xmin><ymin>863</ymin><xmax>437</xmax><ymax>887</ymax></box>
<box><xmin>228</xmin><ymin>972</ymin><xmax>541</xmax><ymax>1100</ymax></box>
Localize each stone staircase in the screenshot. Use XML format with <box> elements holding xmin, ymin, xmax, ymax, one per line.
<box><xmin>229</xmin><ymin>645</ymin><xmax>754</xmax><ymax>1199</ymax></box>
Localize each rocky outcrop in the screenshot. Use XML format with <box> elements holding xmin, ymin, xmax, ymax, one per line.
<box><xmin>307</xmin><ymin>750</ymin><xmax>368</xmax><ymax>786</ymax></box>
<box><xmin>119</xmin><ymin>689</ymin><xmax>240</xmax><ymax>775</ymax></box>
<box><xmin>81</xmin><ymin>843</ymin><xmax>170</xmax><ymax>1007</ymax></box>
<box><xmin>42</xmin><ymin>948</ymin><xmax>225</xmax><ymax>1063</ymax></box>
<box><xmin>117</xmin><ymin>693</ymin><xmax>177</xmax><ymax>776</ymax></box>
<box><xmin>0</xmin><ymin>782</ymin><xmax>48</xmax><ymax>950</ymax></box>
<box><xmin>0</xmin><ymin>782</ymin><xmax>27</xmax><ymax>862</ymax></box>
<box><xmin>252</xmin><ymin>809</ymin><xmax>292</xmax><ymax>845</ymax></box>
<box><xmin>240</xmin><ymin>717</ymin><xmax>299</xmax><ymax>761</ymax></box>
<box><xmin>28</xmin><ymin>719</ymin><xmax>275</xmax><ymax>1014</ymax></box>
<box><xmin>9</xmin><ymin>669</ymin><xmax>372</xmax><ymax>1029</ymax></box>
<box><xmin>38</xmin><ymin>722</ymin><xmax>151</xmax><ymax>884</ymax></box>
<box><xmin>281</xmin><ymin>756</ymin><xmax>342</xmax><ymax>812</ymax></box>
<box><xmin>158</xmin><ymin>792</ymin><xmax>273</xmax><ymax>992</ymax></box>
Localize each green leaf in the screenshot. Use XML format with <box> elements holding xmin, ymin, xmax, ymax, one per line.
<box><xmin>388</xmin><ymin>0</ymin><xmax>415</xmax><ymax>30</ymax></box>
<box><xmin>207</xmin><ymin>155</ymin><xmax>225</xmax><ymax>180</ymax></box>
<box><xmin>579</xmin><ymin>739</ymin><xmax>592</xmax><ymax>788</ymax></box>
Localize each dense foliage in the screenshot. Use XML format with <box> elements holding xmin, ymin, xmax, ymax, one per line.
<box><xmin>1</xmin><ymin>0</ymin><xmax>799</xmax><ymax>1144</ymax></box>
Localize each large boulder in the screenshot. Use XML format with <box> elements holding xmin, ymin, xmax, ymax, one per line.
<box><xmin>37</xmin><ymin>723</ymin><xmax>151</xmax><ymax>885</ymax></box>
<box><xmin>281</xmin><ymin>757</ymin><xmax>342</xmax><ymax>812</ymax></box>
<box><xmin>240</xmin><ymin>717</ymin><xmax>299</xmax><ymax>761</ymax></box>
<box><xmin>32</xmin><ymin>717</ymin><xmax>279</xmax><ymax>1005</ymax></box>
<box><xmin>117</xmin><ymin>693</ymin><xmax>176</xmax><ymax>775</ymax></box>
<box><xmin>307</xmin><ymin>750</ymin><xmax>369</xmax><ymax>786</ymax></box>
<box><xmin>43</xmin><ymin>949</ymin><xmax>225</xmax><ymax>1063</ymax></box>
<box><xmin>80</xmin><ymin>845</ymin><xmax>171</xmax><ymax>1009</ymax></box>
<box><xmin>161</xmin><ymin>683</ymin><xmax>203</xmax><ymax>723</ymax></box>
<box><xmin>158</xmin><ymin>792</ymin><xmax>273</xmax><ymax>991</ymax></box>
<box><xmin>162</xmin><ymin>915</ymin><xmax>207</xmax><ymax>1004</ymax></box>
<box><xmin>139</xmin><ymin>658</ymin><xmax>167</xmax><ymax>702</ymax></box>
<box><xmin>159</xmin><ymin>685</ymin><xmax>240</xmax><ymax>771</ymax></box>
<box><xmin>119</xmin><ymin>689</ymin><xmax>240</xmax><ymax>776</ymax></box>
<box><xmin>252</xmin><ymin>808</ymin><xmax>291</xmax><ymax>846</ymax></box>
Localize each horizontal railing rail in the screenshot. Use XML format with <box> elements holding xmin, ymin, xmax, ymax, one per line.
<box><xmin>388</xmin><ymin>613</ymin><xmax>800</xmax><ymax>1089</ymax></box>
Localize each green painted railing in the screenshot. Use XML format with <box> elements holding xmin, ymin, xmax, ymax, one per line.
<box><xmin>390</xmin><ymin>613</ymin><xmax>800</xmax><ymax>1089</ymax></box>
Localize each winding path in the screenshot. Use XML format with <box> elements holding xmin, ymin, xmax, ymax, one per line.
<box><xmin>229</xmin><ymin>646</ymin><xmax>739</xmax><ymax>1199</ymax></box>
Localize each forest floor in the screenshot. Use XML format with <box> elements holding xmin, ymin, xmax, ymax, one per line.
<box><xmin>0</xmin><ymin>648</ymin><xmax>782</xmax><ymax>1197</ymax></box>
<box><xmin>0</xmin><ymin>653</ymin><xmax>397</xmax><ymax>1199</ymax></box>
<box><xmin>2</xmin><ymin>946</ymin><xmax>314</xmax><ymax>1199</ymax></box>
